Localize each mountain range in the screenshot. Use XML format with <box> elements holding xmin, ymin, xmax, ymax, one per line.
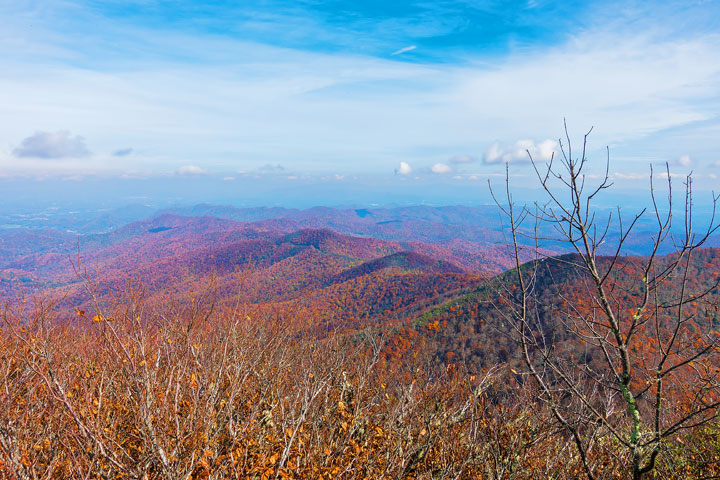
<box><xmin>2</xmin><ymin>204</ymin><xmax>719</xmax><ymax>368</ymax></box>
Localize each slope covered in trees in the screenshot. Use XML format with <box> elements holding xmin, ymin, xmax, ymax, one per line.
<box><xmin>0</xmin><ymin>216</ymin><xmax>492</xmax><ymax>328</ymax></box>
<box><xmin>2</xmin><ymin>247</ymin><xmax>719</xmax><ymax>479</ymax></box>
<box><xmin>412</xmin><ymin>248</ymin><xmax>720</xmax><ymax>369</ymax></box>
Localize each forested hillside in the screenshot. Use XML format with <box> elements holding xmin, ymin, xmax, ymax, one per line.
<box><xmin>1</xmin><ymin>203</ymin><xmax>719</xmax><ymax>479</ymax></box>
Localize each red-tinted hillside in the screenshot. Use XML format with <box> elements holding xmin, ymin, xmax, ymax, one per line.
<box><xmin>0</xmin><ymin>217</ymin><xmax>489</xmax><ymax>329</ymax></box>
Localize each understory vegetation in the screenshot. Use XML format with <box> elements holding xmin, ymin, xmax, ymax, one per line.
<box><xmin>1</xmin><ymin>288</ymin><xmax>719</xmax><ymax>479</ymax></box>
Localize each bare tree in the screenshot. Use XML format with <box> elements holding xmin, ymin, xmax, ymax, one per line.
<box><xmin>492</xmin><ymin>122</ymin><xmax>720</xmax><ymax>479</ymax></box>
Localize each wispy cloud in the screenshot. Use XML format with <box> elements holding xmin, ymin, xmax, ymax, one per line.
<box><xmin>257</xmin><ymin>163</ymin><xmax>286</xmax><ymax>173</ymax></box>
<box><xmin>613</xmin><ymin>172</ymin><xmax>647</xmax><ymax>180</ymax></box>
<box><xmin>391</xmin><ymin>45</ymin><xmax>416</xmax><ymax>56</ymax></box>
<box><xmin>449</xmin><ymin>154</ymin><xmax>475</xmax><ymax>164</ymax></box>
<box><xmin>461</xmin><ymin>32</ymin><xmax>720</xmax><ymax>150</ymax></box>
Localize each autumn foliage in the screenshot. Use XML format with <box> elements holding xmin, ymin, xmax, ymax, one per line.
<box><xmin>1</xmin><ymin>179</ymin><xmax>720</xmax><ymax>478</ymax></box>
<box><xmin>1</xmin><ymin>275</ymin><xmax>719</xmax><ymax>480</ymax></box>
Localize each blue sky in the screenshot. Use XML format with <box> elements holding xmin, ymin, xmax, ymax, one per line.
<box><xmin>1</xmin><ymin>0</ymin><xmax>720</xmax><ymax>206</ymax></box>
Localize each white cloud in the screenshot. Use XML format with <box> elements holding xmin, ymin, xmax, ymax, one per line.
<box><xmin>395</xmin><ymin>161</ymin><xmax>412</xmax><ymax>175</ymax></box>
<box><xmin>13</xmin><ymin>130</ymin><xmax>90</xmax><ymax>159</ymax></box>
<box><xmin>449</xmin><ymin>154</ymin><xmax>475</xmax><ymax>164</ymax></box>
<box><xmin>391</xmin><ymin>45</ymin><xmax>417</xmax><ymax>56</ymax></box>
<box><xmin>677</xmin><ymin>154</ymin><xmax>692</xmax><ymax>166</ymax></box>
<box><xmin>177</xmin><ymin>165</ymin><xmax>208</xmax><ymax>175</ymax></box>
<box><xmin>483</xmin><ymin>139</ymin><xmax>557</xmax><ymax>164</ymax></box>
<box><xmin>431</xmin><ymin>162</ymin><xmax>452</xmax><ymax>174</ymax></box>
